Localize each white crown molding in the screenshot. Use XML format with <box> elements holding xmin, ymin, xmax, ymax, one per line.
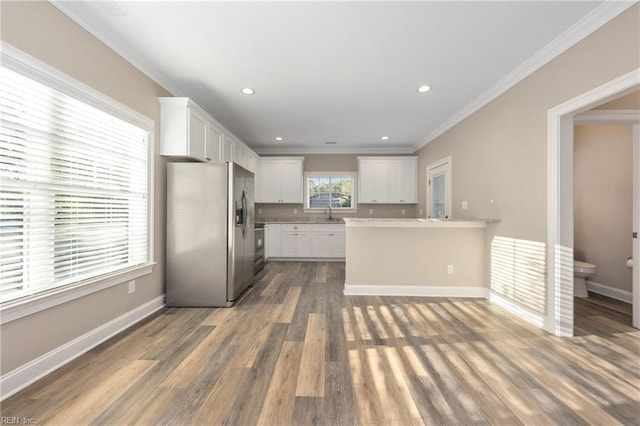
<box><xmin>574</xmin><ymin>109</ymin><xmax>640</xmax><ymax>124</ymax></box>
<box><xmin>413</xmin><ymin>0</ymin><xmax>637</xmax><ymax>153</ymax></box>
<box><xmin>254</xmin><ymin>145</ymin><xmax>415</xmax><ymax>155</ymax></box>
<box><xmin>49</xmin><ymin>1</ymin><xmax>182</xmax><ymax>97</ymax></box>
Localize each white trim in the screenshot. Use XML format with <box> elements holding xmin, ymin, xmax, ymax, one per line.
<box><xmin>0</xmin><ymin>42</ymin><xmax>157</xmax><ymax>322</ymax></box>
<box><xmin>426</xmin><ymin>156</ymin><xmax>452</xmax><ymax>219</ymax></box>
<box><xmin>574</xmin><ymin>109</ymin><xmax>640</xmax><ymax>125</ymax></box>
<box><xmin>0</xmin><ymin>264</ymin><xmax>155</xmax><ymax>325</ymax></box>
<box><xmin>49</xmin><ymin>1</ymin><xmax>182</xmax><ymax>97</ymax></box>
<box><xmin>254</xmin><ymin>146</ymin><xmax>415</xmax><ymax>155</ymax></box>
<box><xmin>586</xmin><ymin>281</ymin><xmax>632</xmax><ymax>304</ymax></box>
<box><xmin>547</xmin><ymin>68</ymin><xmax>640</xmax><ymax>337</ymax></box>
<box><xmin>0</xmin><ymin>42</ymin><xmax>154</xmax><ymax>131</ymax></box>
<box><xmin>0</xmin><ymin>295</ymin><xmax>165</xmax><ymax>401</ymax></box>
<box><xmin>489</xmin><ymin>291</ymin><xmax>546</xmax><ymax>329</ymax></box>
<box><xmin>343</xmin><ymin>284</ymin><xmax>489</xmax><ymax>298</ymax></box>
<box><xmin>414</xmin><ymin>1</ymin><xmax>636</xmax><ymax>152</ymax></box>
<box><xmin>633</xmin><ymin>124</ymin><xmax>639</xmax><ymax>328</ymax></box>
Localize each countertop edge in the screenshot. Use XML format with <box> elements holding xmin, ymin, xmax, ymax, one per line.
<box><xmin>343</xmin><ymin>218</ymin><xmax>493</xmax><ymax>229</ymax></box>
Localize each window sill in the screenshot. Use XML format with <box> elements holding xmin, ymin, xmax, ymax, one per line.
<box><xmin>0</xmin><ymin>263</ymin><xmax>156</xmax><ymax>325</ymax></box>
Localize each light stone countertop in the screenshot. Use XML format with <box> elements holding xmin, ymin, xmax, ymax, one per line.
<box><xmin>343</xmin><ymin>218</ymin><xmax>500</xmax><ymax>228</ymax></box>
<box><xmin>256</xmin><ymin>217</ymin><xmax>345</xmax><ymax>224</ymax></box>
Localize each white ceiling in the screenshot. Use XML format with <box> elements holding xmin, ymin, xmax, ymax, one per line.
<box><xmin>52</xmin><ymin>1</ymin><xmax>629</xmax><ymax>154</ymax></box>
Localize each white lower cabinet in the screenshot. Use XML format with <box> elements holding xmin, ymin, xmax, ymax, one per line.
<box><xmin>265</xmin><ymin>223</ymin><xmax>345</xmax><ymax>259</ymax></box>
<box><xmin>311</xmin><ymin>225</ymin><xmax>345</xmax><ymax>258</ymax></box>
<box><xmin>265</xmin><ymin>224</ymin><xmax>282</xmax><ymax>258</ymax></box>
<box><xmin>281</xmin><ymin>225</ymin><xmax>311</xmax><ymax>257</ymax></box>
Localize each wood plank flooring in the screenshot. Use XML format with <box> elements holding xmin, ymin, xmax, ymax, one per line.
<box><xmin>2</xmin><ymin>261</ymin><xmax>639</xmax><ymax>425</ymax></box>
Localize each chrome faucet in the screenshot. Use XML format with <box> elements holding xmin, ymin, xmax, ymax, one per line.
<box><xmin>324</xmin><ymin>204</ymin><xmax>333</xmax><ymax>220</ymax></box>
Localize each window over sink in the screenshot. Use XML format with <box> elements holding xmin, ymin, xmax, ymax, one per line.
<box><xmin>304</xmin><ymin>172</ymin><xmax>357</xmax><ymax>213</ymax></box>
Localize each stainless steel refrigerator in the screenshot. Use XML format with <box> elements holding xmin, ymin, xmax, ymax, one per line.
<box><xmin>166</xmin><ymin>162</ymin><xmax>255</xmax><ymax>307</ymax></box>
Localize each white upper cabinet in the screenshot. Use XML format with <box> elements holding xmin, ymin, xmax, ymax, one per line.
<box><xmin>357</xmin><ymin>156</ymin><xmax>418</xmax><ymax>204</ymax></box>
<box><xmin>159</xmin><ymin>98</ymin><xmax>209</xmax><ymax>162</ymax></box>
<box><xmin>260</xmin><ymin>157</ymin><xmax>304</xmax><ymax>203</ymax></box>
<box><xmin>358</xmin><ymin>158</ymin><xmax>389</xmax><ymax>203</ymax></box>
<box><xmin>206</xmin><ymin>123</ymin><xmax>222</xmax><ymax>163</ymax></box>
<box><xmin>221</xmin><ymin>136</ymin><xmax>234</xmax><ymax>163</ymax></box>
<box><xmin>159</xmin><ymin>97</ymin><xmax>259</xmax><ymax>167</ymax></box>
<box><xmin>387</xmin><ymin>157</ymin><xmax>418</xmax><ymax>203</ymax></box>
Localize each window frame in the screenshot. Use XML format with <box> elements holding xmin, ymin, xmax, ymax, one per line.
<box><xmin>0</xmin><ymin>42</ymin><xmax>155</xmax><ymax>325</ymax></box>
<box><xmin>303</xmin><ymin>171</ymin><xmax>358</xmax><ymax>214</ymax></box>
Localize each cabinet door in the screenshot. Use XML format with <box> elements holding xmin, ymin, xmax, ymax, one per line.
<box><xmin>260</xmin><ymin>160</ymin><xmax>282</xmax><ymax>202</ymax></box>
<box><xmin>330</xmin><ymin>233</ymin><xmax>346</xmax><ymax>258</ymax></box>
<box><xmin>265</xmin><ymin>224</ymin><xmax>281</xmax><ymax>258</ymax></box>
<box><xmin>402</xmin><ymin>158</ymin><xmax>418</xmax><ymax>203</ymax></box>
<box><xmin>222</xmin><ymin>136</ymin><xmax>234</xmax><ymax>163</ymax></box>
<box><xmin>279</xmin><ymin>160</ymin><xmax>303</xmax><ymax>203</ymax></box>
<box><xmin>188</xmin><ymin>109</ymin><xmax>207</xmax><ymax>161</ymax></box>
<box><xmin>387</xmin><ymin>159</ymin><xmax>405</xmax><ymax>203</ymax></box>
<box><xmin>281</xmin><ymin>231</ymin><xmax>297</xmax><ymax>257</ymax></box>
<box><xmin>311</xmin><ymin>231</ymin><xmax>331</xmax><ymax>258</ymax></box>
<box><xmin>206</xmin><ymin>124</ymin><xmax>222</xmax><ymax>163</ymax></box>
<box><xmin>359</xmin><ymin>159</ymin><xmax>388</xmax><ymax>203</ymax></box>
<box><xmin>296</xmin><ymin>232</ymin><xmax>311</xmax><ymax>257</ymax></box>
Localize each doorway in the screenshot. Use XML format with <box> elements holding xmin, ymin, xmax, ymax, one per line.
<box><xmin>546</xmin><ymin>69</ymin><xmax>639</xmax><ymax>337</ymax></box>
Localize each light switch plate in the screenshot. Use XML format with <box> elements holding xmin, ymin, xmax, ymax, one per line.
<box><xmin>462</xmin><ymin>201</ymin><xmax>468</xmax><ymax>210</ymax></box>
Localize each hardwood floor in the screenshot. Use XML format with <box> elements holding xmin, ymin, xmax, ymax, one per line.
<box><xmin>2</xmin><ymin>261</ymin><xmax>639</xmax><ymax>425</ymax></box>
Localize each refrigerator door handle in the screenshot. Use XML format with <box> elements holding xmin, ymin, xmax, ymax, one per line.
<box><xmin>241</xmin><ymin>190</ymin><xmax>248</xmax><ymax>237</ymax></box>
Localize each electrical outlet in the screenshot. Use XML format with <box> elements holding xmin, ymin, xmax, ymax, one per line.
<box><xmin>447</xmin><ymin>265</ymin><xmax>454</xmax><ymax>274</ymax></box>
<box><xmin>368</xmin><ymin>209</ymin><xmax>373</xmax><ymax>215</ymax></box>
<box><xmin>293</xmin><ymin>208</ymin><xmax>298</xmax><ymax>215</ymax></box>
<box><xmin>401</xmin><ymin>209</ymin><xmax>406</xmax><ymax>216</ymax></box>
<box><xmin>462</xmin><ymin>201</ymin><xmax>468</xmax><ymax>210</ymax></box>
<box><xmin>128</xmin><ymin>280</ymin><xmax>136</xmax><ymax>294</ymax></box>
<box><xmin>257</xmin><ymin>208</ymin><xmax>262</xmax><ymax>215</ymax></box>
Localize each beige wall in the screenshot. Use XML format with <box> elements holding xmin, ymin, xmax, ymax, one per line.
<box><xmin>596</xmin><ymin>89</ymin><xmax>640</xmax><ymax>110</ymax></box>
<box><xmin>0</xmin><ymin>2</ymin><xmax>170</xmax><ymax>374</ymax></box>
<box><xmin>257</xmin><ymin>153</ymin><xmax>417</xmax><ymax>220</ymax></box>
<box><xmin>345</xmin><ymin>227</ymin><xmax>485</xmax><ymax>287</ymax></box>
<box><xmin>415</xmin><ymin>5</ymin><xmax>639</xmax><ymax>312</ymax></box>
<box><xmin>574</xmin><ymin>125</ymin><xmax>633</xmax><ymax>293</ymax></box>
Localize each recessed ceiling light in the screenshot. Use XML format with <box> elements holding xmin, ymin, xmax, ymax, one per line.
<box><xmin>241</xmin><ymin>88</ymin><xmax>255</xmax><ymax>95</ymax></box>
<box><xmin>325</xmin><ymin>141</ymin><xmax>337</xmax><ymax>145</ymax></box>
<box><xmin>381</xmin><ymin>136</ymin><xmax>389</xmax><ymax>141</ymax></box>
<box><xmin>275</xmin><ymin>137</ymin><xmax>283</xmax><ymax>141</ymax></box>
<box><xmin>417</xmin><ymin>85</ymin><xmax>431</xmax><ymax>93</ymax></box>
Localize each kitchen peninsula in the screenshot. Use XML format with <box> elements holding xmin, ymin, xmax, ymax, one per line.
<box><xmin>343</xmin><ymin>218</ymin><xmax>498</xmax><ymax>297</ymax></box>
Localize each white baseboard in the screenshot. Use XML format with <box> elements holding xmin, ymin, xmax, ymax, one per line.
<box><xmin>488</xmin><ymin>291</ymin><xmax>546</xmax><ymax>329</ymax></box>
<box><xmin>0</xmin><ymin>295</ymin><xmax>165</xmax><ymax>401</ymax></box>
<box><xmin>343</xmin><ymin>284</ymin><xmax>489</xmax><ymax>298</ymax></box>
<box><xmin>586</xmin><ymin>281</ymin><xmax>632</xmax><ymax>303</ymax></box>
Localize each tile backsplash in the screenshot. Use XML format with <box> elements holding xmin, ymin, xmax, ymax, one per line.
<box><xmin>255</xmin><ymin>203</ymin><xmax>417</xmax><ymax>222</ymax></box>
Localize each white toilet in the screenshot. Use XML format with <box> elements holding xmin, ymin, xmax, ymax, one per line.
<box><xmin>574</xmin><ymin>260</ymin><xmax>596</xmax><ymax>298</ymax></box>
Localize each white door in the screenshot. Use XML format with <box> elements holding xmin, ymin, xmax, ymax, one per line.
<box><xmin>427</xmin><ymin>156</ymin><xmax>452</xmax><ymax>218</ymax></box>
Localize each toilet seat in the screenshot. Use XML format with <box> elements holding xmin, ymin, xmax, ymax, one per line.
<box><xmin>574</xmin><ymin>261</ymin><xmax>596</xmax><ymax>275</ymax></box>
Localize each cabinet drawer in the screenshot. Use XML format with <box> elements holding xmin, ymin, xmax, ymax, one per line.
<box><xmin>281</xmin><ymin>224</ymin><xmax>310</xmax><ymax>232</ymax></box>
<box><xmin>311</xmin><ymin>224</ymin><xmax>345</xmax><ymax>233</ymax></box>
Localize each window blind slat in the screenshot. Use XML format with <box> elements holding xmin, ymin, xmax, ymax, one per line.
<box><xmin>0</xmin><ymin>64</ymin><xmax>149</xmax><ymax>303</ymax></box>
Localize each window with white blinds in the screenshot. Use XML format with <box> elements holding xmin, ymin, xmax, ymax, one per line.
<box><xmin>0</xmin><ymin>64</ymin><xmax>150</xmax><ymax>304</ymax></box>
